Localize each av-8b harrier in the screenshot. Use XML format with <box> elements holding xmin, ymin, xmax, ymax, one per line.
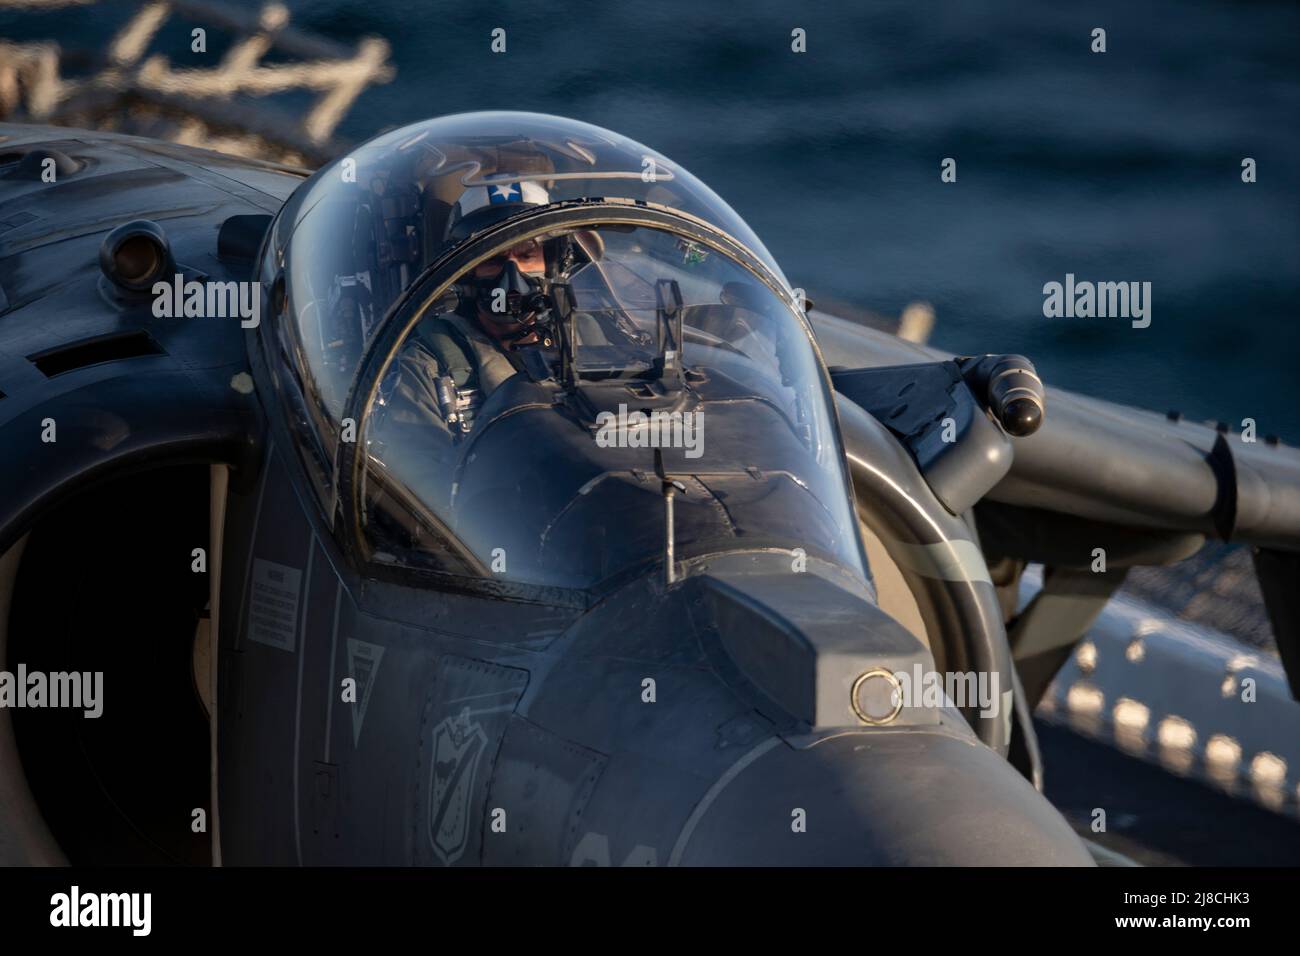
<box><xmin>0</xmin><ymin>112</ymin><xmax>1296</xmax><ymax>866</ymax></box>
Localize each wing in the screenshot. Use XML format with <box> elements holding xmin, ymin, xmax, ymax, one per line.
<box><xmin>812</xmin><ymin>308</ymin><xmax>1300</xmax><ymax>707</ymax></box>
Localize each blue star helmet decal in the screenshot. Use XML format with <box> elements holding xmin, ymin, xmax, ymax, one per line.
<box><xmin>488</xmin><ymin>183</ymin><xmax>523</xmax><ymax>203</ymax></box>
<box><xmin>446</xmin><ymin>180</ymin><xmax>552</xmax><ymax>240</ymax></box>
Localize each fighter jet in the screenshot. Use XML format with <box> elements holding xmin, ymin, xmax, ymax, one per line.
<box><xmin>0</xmin><ymin>112</ymin><xmax>1296</xmax><ymax>866</ymax></box>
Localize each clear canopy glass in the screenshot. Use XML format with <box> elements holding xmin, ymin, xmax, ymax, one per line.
<box><xmin>359</xmin><ymin>221</ymin><xmax>863</xmax><ymax>590</ymax></box>
<box><xmin>259</xmin><ymin>112</ymin><xmax>863</xmax><ymax>592</ymax></box>
<box><xmin>261</xmin><ymin>112</ymin><xmax>789</xmax><ymax>444</ymax></box>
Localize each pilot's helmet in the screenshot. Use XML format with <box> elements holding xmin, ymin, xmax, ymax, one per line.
<box><xmin>447</xmin><ymin>181</ymin><xmax>551</xmax><ymax>242</ymax></box>
<box><xmin>447</xmin><ymin>182</ymin><xmax>574</xmax><ymax>333</ymax></box>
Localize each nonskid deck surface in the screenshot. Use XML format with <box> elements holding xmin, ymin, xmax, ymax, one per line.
<box><xmin>1124</xmin><ymin>542</ymin><xmax>1275</xmax><ymax>655</ymax></box>
<box><xmin>1034</xmin><ymin>544</ymin><xmax>1297</xmax><ymax>867</ymax></box>
<box><xmin>1039</xmin><ymin>720</ymin><xmax>1300</xmax><ymax>867</ymax></box>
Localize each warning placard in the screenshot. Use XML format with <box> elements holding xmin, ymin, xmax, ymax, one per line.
<box><xmin>247</xmin><ymin>558</ymin><xmax>302</xmax><ymax>652</ymax></box>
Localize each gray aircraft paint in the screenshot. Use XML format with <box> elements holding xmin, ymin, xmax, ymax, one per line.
<box><xmin>5</xmin><ymin>122</ymin><xmax>1294</xmax><ymax>868</ymax></box>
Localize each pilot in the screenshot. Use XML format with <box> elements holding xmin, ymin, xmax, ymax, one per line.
<box><xmin>383</xmin><ymin>181</ymin><xmax>560</xmax><ymax>436</ymax></box>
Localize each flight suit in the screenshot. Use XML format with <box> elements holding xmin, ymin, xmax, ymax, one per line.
<box><xmin>368</xmin><ymin>309</ymin><xmax>527</xmax><ymax>523</ymax></box>
<box><xmin>388</xmin><ymin>309</ymin><xmax>521</xmax><ymax>428</ymax></box>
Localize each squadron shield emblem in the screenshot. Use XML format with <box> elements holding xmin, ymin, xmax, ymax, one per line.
<box><xmin>427</xmin><ymin>706</ymin><xmax>488</xmax><ymax>864</ymax></box>
<box><xmin>412</xmin><ymin>656</ymin><xmax>529</xmax><ymax>866</ymax></box>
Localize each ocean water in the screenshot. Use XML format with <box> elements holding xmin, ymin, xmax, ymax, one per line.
<box><xmin>6</xmin><ymin>0</ymin><xmax>1299</xmax><ymax>439</ymax></box>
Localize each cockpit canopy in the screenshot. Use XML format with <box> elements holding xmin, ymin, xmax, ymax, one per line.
<box><xmin>260</xmin><ymin>112</ymin><xmax>866</xmax><ymax>593</ymax></box>
<box><xmin>264</xmin><ymin>112</ymin><xmax>787</xmax><ymax>424</ymax></box>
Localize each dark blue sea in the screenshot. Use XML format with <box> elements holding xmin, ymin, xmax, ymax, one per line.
<box><xmin>6</xmin><ymin>0</ymin><xmax>1299</xmax><ymax>439</ymax></box>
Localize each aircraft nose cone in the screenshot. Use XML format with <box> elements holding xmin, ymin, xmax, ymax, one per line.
<box><xmin>671</xmin><ymin>732</ymin><xmax>1093</xmax><ymax>866</ymax></box>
